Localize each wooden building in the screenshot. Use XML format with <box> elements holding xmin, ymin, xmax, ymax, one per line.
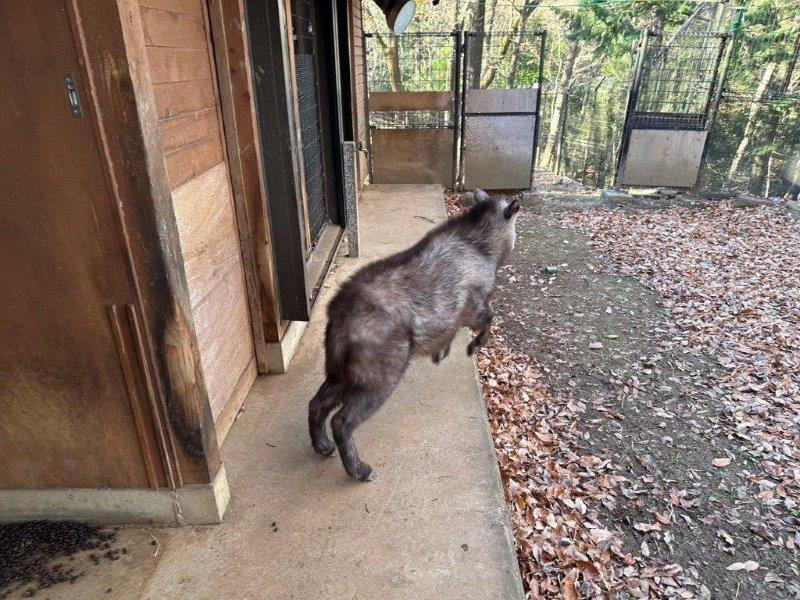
<box><xmin>0</xmin><ymin>0</ymin><xmax>368</xmax><ymax>524</ymax></box>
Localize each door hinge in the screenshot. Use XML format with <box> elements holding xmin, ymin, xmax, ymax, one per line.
<box><xmin>64</xmin><ymin>73</ymin><xmax>83</xmax><ymax>117</ymax></box>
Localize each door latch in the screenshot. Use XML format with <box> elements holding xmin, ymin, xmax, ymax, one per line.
<box><xmin>64</xmin><ymin>73</ymin><xmax>83</xmax><ymax>117</ymax></box>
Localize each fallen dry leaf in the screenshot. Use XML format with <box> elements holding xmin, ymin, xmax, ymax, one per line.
<box><xmin>726</xmin><ymin>560</ymin><xmax>759</xmax><ymax>572</ymax></box>
<box><xmin>712</xmin><ymin>457</ymin><xmax>732</xmax><ymax>467</ymax></box>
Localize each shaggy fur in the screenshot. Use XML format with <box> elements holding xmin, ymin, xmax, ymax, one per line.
<box><xmin>308</xmin><ymin>189</ymin><xmax>520</xmax><ymax>481</ymax></box>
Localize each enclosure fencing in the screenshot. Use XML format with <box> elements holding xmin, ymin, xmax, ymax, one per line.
<box><xmin>363</xmin><ymin>1</ymin><xmax>800</xmax><ymax>197</ymax></box>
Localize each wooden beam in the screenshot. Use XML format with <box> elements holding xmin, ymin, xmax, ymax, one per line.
<box><xmin>208</xmin><ymin>0</ymin><xmax>282</xmax><ymax>354</ymax></box>
<box><xmin>244</xmin><ymin>0</ymin><xmax>312</xmax><ymax>321</ymax></box>
<box><xmin>69</xmin><ymin>0</ymin><xmax>220</xmax><ymax>486</ymax></box>
<box><xmin>369</xmin><ymin>91</ymin><xmax>454</xmax><ymax>112</ymax></box>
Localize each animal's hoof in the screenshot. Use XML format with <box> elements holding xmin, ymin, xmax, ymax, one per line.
<box><xmin>313</xmin><ymin>440</ymin><xmax>336</xmax><ymax>457</ymax></box>
<box><xmin>353</xmin><ymin>464</ymin><xmax>375</xmax><ymax>482</ymax></box>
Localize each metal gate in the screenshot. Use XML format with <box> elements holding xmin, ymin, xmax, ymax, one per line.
<box><xmin>616</xmin><ymin>29</ymin><xmax>730</xmax><ymax>188</ymax></box>
<box><xmin>460</xmin><ymin>30</ymin><xmax>546</xmax><ymax>189</ymax></box>
<box><xmin>364</xmin><ymin>32</ymin><xmax>459</xmax><ymax>185</ymax></box>
<box><xmin>364</xmin><ymin>30</ymin><xmax>546</xmax><ymax>190</ymax></box>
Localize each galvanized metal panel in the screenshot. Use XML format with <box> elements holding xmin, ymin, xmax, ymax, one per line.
<box><xmin>621</xmin><ymin>129</ymin><xmax>708</xmax><ymax>188</ymax></box>
<box><xmin>463</xmin><ymin>115</ymin><xmax>535</xmax><ymax>189</ymax></box>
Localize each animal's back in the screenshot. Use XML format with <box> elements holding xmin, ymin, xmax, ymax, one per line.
<box><xmin>325</xmin><ymin>228</ymin><xmax>494</xmax><ymax>386</ymax></box>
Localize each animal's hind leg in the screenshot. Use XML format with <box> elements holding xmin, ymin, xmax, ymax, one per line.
<box><xmin>308</xmin><ymin>376</ymin><xmax>341</xmax><ymax>456</ymax></box>
<box><xmin>331</xmin><ymin>384</ymin><xmax>396</xmax><ymax>482</ymax></box>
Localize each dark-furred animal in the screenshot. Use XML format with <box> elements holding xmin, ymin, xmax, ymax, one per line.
<box><xmin>308</xmin><ymin>189</ymin><xmax>520</xmax><ymax>481</ymax></box>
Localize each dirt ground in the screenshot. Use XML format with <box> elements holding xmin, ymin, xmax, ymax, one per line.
<box><xmin>486</xmin><ymin>191</ymin><xmax>799</xmax><ymax>598</ymax></box>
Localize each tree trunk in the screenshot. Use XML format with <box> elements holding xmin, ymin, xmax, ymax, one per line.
<box><xmin>468</xmin><ymin>0</ymin><xmax>486</xmax><ymax>88</ymax></box>
<box><xmin>507</xmin><ymin>3</ymin><xmax>537</xmax><ymax>88</ymax></box>
<box><xmin>481</xmin><ymin>22</ymin><xmax>519</xmax><ymax>88</ymax></box>
<box><xmin>541</xmin><ymin>40</ymin><xmax>579</xmax><ymax>170</ymax></box>
<box><xmin>375</xmin><ymin>34</ymin><xmax>403</xmax><ymax>92</ymax></box>
<box><xmin>759</xmin><ymin>36</ymin><xmax>800</xmax><ymax>196</ymax></box>
<box><xmin>726</xmin><ymin>63</ymin><xmax>775</xmax><ymax>184</ymax></box>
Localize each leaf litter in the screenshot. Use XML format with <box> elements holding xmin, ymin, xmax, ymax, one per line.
<box><xmin>560</xmin><ymin>202</ymin><xmax>800</xmax><ymax>534</ymax></box>
<box><xmin>445</xmin><ymin>193</ymin><xmax>800</xmax><ymax>598</ymax></box>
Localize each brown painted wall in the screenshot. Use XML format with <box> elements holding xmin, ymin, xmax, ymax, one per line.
<box><xmin>137</xmin><ymin>0</ymin><xmax>256</xmax><ymax>424</ymax></box>
<box><xmin>349</xmin><ymin>0</ymin><xmax>368</xmax><ymax>186</ymax></box>
<box><xmin>0</xmin><ymin>1</ymin><xmax>165</xmax><ymax>490</ymax></box>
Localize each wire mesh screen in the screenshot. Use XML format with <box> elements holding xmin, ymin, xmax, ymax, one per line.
<box><xmin>633</xmin><ymin>32</ymin><xmax>726</xmax><ymax>130</ymax></box>
<box><xmin>366</xmin><ymin>33</ymin><xmax>457</xmax><ymax>129</ymax></box>
<box><xmin>543</xmin><ymin>78</ymin><xmax>631</xmax><ymax>189</ymax></box>
<box><xmin>292</xmin><ymin>0</ymin><xmax>327</xmax><ymax>245</ymax></box>
<box><xmin>700</xmin><ymin>29</ymin><xmax>800</xmax><ymax>198</ymax></box>
<box><xmin>465</xmin><ymin>30</ymin><xmax>544</xmax><ymax>90</ymax></box>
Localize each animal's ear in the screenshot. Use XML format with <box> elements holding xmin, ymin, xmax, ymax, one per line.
<box><xmin>474</xmin><ymin>188</ymin><xmax>489</xmax><ymax>203</ymax></box>
<box><xmin>504</xmin><ymin>198</ymin><xmax>520</xmax><ymax>219</ymax></box>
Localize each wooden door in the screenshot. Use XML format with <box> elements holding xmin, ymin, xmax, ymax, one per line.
<box><xmin>0</xmin><ymin>1</ymin><xmax>163</xmax><ymax>489</ymax></box>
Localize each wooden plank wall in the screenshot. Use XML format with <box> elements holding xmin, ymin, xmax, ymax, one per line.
<box><xmin>138</xmin><ymin>0</ymin><xmax>256</xmax><ymax>431</ymax></box>
<box><xmin>349</xmin><ymin>0</ymin><xmax>368</xmax><ymax>186</ymax></box>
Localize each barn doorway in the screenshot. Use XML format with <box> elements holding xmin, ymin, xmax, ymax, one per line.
<box><xmin>245</xmin><ymin>0</ymin><xmax>349</xmax><ymax>321</ymax></box>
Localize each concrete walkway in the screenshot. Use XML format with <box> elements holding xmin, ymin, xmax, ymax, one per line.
<box><xmin>30</xmin><ymin>185</ymin><xmax>523</xmax><ymax>600</ymax></box>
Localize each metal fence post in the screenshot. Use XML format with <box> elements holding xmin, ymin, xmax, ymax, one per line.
<box><xmin>362</xmin><ymin>31</ymin><xmax>374</xmax><ymax>183</ymax></box>
<box><xmin>613</xmin><ymin>28</ymin><xmax>652</xmax><ymax>188</ymax></box>
<box><xmin>452</xmin><ymin>30</ymin><xmax>464</xmax><ymax>188</ymax></box>
<box><xmin>530</xmin><ymin>30</ymin><xmax>547</xmax><ymax>190</ymax></box>
<box><xmin>456</xmin><ymin>31</ymin><xmax>471</xmax><ymax>190</ymax></box>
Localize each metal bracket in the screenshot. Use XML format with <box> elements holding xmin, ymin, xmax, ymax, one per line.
<box><xmin>64</xmin><ymin>73</ymin><xmax>83</xmax><ymax>117</ymax></box>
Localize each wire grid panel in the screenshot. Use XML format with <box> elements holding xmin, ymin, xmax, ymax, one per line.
<box><xmin>366</xmin><ymin>33</ymin><xmax>457</xmax><ymax>129</ymax></box>
<box><xmin>700</xmin><ymin>29</ymin><xmax>800</xmax><ymax>197</ymax></box>
<box><xmin>633</xmin><ymin>32</ymin><xmax>726</xmax><ymax>130</ymax></box>
<box><xmin>465</xmin><ymin>30</ymin><xmax>544</xmax><ymax>90</ymax></box>
<box><xmin>292</xmin><ymin>0</ymin><xmax>327</xmax><ymax>245</ymax></box>
<box><xmin>553</xmin><ymin>78</ymin><xmax>632</xmax><ymax>188</ymax></box>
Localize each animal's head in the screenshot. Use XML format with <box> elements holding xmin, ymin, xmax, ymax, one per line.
<box><xmin>466</xmin><ymin>189</ymin><xmax>521</xmax><ymax>261</ymax></box>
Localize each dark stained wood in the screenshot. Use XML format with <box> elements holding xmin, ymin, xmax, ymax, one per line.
<box><xmin>369</xmin><ymin>91</ymin><xmax>454</xmax><ymax>112</ymax></box>
<box><xmin>0</xmin><ymin>0</ymin><xmax>168</xmax><ymax>490</ymax></box>
<box><xmin>73</xmin><ymin>0</ymin><xmax>222</xmax><ymax>485</ymax></box>
<box><xmin>209</xmin><ymin>0</ymin><xmax>282</xmax><ymax>352</ymax></box>
<box><xmin>108</xmin><ymin>304</ymin><xmax>164</xmax><ymax>490</ymax></box>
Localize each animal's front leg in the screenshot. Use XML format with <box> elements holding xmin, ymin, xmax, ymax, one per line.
<box><xmin>431</xmin><ymin>343</ymin><xmax>451</xmax><ymax>364</ymax></box>
<box><xmin>467</xmin><ymin>306</ymin><xmax>492</xmax><ymax>356</ymax></box>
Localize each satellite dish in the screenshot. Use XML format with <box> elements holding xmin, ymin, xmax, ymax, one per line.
<box><xmin>375</xmin><ymin>0</ymin><xmax>417</xmax><ymax>34</ymax></box>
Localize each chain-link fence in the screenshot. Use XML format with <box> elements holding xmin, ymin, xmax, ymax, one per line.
<box><xmin>699</xmin><ymin>30</ymin><xmax>800</xmax><ymax>198</ymax></box>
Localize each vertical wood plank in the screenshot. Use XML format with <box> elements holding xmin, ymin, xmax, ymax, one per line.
<box><xmin>209</xmin><ymin>0</ymin><xmax>282</xmax><ymax>354</ymax></box>
<box><xmin>71</xmin><ymin>0</ymin><xmax>221</xmax><ymax>485</ymax></box>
